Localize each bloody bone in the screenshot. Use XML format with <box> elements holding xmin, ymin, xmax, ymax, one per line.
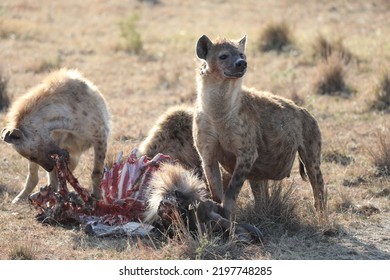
<box><xmin>29</xmin><ymin>150</ymin><xmax>263</xmax><ymax>242</ymax></box>
<box><xmin>29</xmin><ymin>150</ymin><xmax>173</xmax><ymax>225</ymax></box>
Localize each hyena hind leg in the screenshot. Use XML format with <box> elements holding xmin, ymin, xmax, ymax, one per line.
<box><xmin>298</xmin><ymin>147</ymin><xmax>327</xmax><ymax>216</ymax></box>
<box><xmin>249</xmin><ymin>180</ymin><xmax>270</xmax><ymax>208</ymax></box>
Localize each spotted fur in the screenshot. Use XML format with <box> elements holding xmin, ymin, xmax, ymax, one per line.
<box><xmin>1</xmin><ymin>69</ymin><xmax>110</xmax><ymax>203</ymax></box>
<box><xmin>193</xmin><ymin>35</ymin><xmax>326</xmax><ymax>218</ymax></box>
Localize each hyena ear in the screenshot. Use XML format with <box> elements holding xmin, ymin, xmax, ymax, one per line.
<box><xmin>238</xmin><ymin>35</ymin><xmax>247</xmax><ymax>51</ymax></box>
<box><xmin>1</xmin><ymin>128</ymin><xmax>23</xmax><ymax>144</ymax></box>
<box><xmin>196</xmin><ymin>35</ymin><xmax>213</xmax><ymax>60</ymax></box>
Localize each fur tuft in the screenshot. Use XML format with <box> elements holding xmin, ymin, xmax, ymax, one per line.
<box><xmin>144</xmin><ymin>163</ymin><xmax>208</xmax><ymax>224</ymax></box>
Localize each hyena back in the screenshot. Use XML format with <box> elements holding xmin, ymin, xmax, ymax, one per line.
<box><xmin>139</xmin><ymin>106</ymin><xmax>203</xmax><ymax>177</ymax></box>
<box><xmin>1</xmin><ymin>69</ymin><xmax>110</xmax><ymax>203</ymax></box>
<box><xmin>193</xmin><ymin>35</ymin><xmax>326</xmax><ymax>218</ymax></box>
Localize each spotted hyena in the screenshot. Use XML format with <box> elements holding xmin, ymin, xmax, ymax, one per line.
<box><xmin>1</xmin><ymin>69</ymin><xmax>110</xmax><ymax>203</ymax></box>
<box><xmin>138</xmin><ymin>106</ymin><xmax>234</xmax><ymax>189</ymax></box>
<box><xmin>139</xmin><ymin>106</ymin><xmax>203</xmax><ymax>177</ymax></box>
<box><xmin>193</xmin><ymin>35</ymin><xmax>327</xmax><ymax>219</ymax></box>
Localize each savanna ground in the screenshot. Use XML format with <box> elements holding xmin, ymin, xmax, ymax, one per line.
<box><xmin>0</xmin><ymin>0</ymin><xmax>390</xmax><ymax>260</ymax></box>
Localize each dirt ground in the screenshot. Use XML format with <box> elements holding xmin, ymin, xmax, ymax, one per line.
<box><xmin>0</xmin><ymin>0</ymin><xmax>389</xmax><ymax>260</ymax></box>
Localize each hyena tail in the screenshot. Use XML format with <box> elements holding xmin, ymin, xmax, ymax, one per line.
<box><xmin>299</xmin><ymin>158</ymin><xmax>308</xmax><ymax>182</ymax></box>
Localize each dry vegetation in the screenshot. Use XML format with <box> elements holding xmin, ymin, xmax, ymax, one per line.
<box><xmin>0</xmin><ymin>66</ymin><xmax>10</xmax><ymax>111</ymax></box>
<box><xmin>0</xmin><ymin>0</ymin><xmax>390</xmax><ymax>260</ymax></box>
<box><xmin>257</xmin><ymin>21</ymin><xmax>295</xmax><ymax>53</ymax></box>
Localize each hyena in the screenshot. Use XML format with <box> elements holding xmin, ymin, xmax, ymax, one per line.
<box><xmin>193</xmin><ymin>35</ymin><xmax>326</xmax><ymax>219</ymax></box>
<box><xmin>144</xmin><ymin>162</ymin><xmax>263</xmax><ymax>243</ymax></box>
<box><xmin>1</xmin><ymin>69</ymin><xmax>110</xmax><ymax>203</ymax></box>
<box><xmin>138</xmin><ymin>106</ymin><xmax>232</xmax><ymax>188</ymax></box>
<box><xmin>139</xmin><ymin>106</ymin><xmax>203</xmax><ymax>177</ymax></box>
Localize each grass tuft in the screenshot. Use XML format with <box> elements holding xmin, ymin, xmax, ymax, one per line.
<box><xmin>323</xmin><ymin>149</ymin><xmax>354</xmax><ymax>166</ymax></box>
<box><xmin>151</xmin><ymin>207</ymin><xmax>259</xmax><ymax>260</ymax></box>
<box><xmin>370</xmin><ymin>69</ymin><xmax>390</xmax><ymax>111</ymax></box>
<box><xmin>313</xmin><ymin>55</ymin><xmax>351</xmax><ymax>96</ymax></box>
<box><xmin>258</xmin><ymin>22</ymin><xmax>294</xmax><ymax>53</ymax></box>
<box><xmin>8</xmin><ymin>242</ymin><xmax>35</xmax><ymax>260</ymax></box>
<box><xmin>0</xmin><ymin>66</ymin><xmax>10</xmax><ymax>111</ymax></box>
<box><xmin>30</xmin><ymin>55</ymin><xmax>62</xmax><ymax>74</ymax></box>
<box><xmin>117</xmin><ymin>13</ymin><xmax>143</xmax><ymax>54</ymax></box>
<box><xmin>238</xmin><ymin>181</ymin><xmax>302</xmax><ymax>235</ymax></box>
<box><xmin>312</xmin><ymin>35</ymin><xmax>353</xmax><ymax>64</ymax></box>
<box><xmin>369</xmin><ymin>128</ymin><xmax>390</xmax><ymax>177</ymax></box>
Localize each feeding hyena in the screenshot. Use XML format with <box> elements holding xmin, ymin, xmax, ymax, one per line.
<box><xmin>193</xmin><ymin>35</ymin><xmax>327</xmax><ymax>219</ymax></box>
<box><xmin>1</xmin><ymin>69</ymin><xmax>110</xmax><ymax>203</ymax></box>
<box><xmin>144</xmin><ymin>162</ymin><xmax>263</xmax><ymax>242</ymax></box>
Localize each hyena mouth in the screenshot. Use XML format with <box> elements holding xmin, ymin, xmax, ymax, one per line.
<box><xmin>223</xmin><ymin>71</ymin><xmax>246</xmax><ymax>78</ymax></box>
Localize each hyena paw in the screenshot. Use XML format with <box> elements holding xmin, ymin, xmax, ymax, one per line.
<box><xmin>11</xmin><ymin>195</ymin><xmax>26</xmax><ymax>204</ymax></box>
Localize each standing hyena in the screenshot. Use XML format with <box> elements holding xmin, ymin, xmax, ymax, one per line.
<box><xmin>193</xmin><ymin>35</ymin><xmax>326</xmax><ymax>219</ymax></box>
<box><xmin>1</xmin><ymin>69</ymin><xmax>110</xmax><ymax>203</ymax></box>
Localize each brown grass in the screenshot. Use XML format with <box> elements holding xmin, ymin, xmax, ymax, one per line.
<box><xmin>238</xmin><ymin>182</ymin><xmax>300</xmax><ymax>231</ymax></box>
<box><xmin>0</xmin><ymin>66</ymin><xmax>10</xmax><ymax>111</ymax></box>
<box><xmin>1</xmin><ymin>0</ymin><xmax>390</xmax><ymax>260</ymax></box>
<box><xmin>369</xmin><ymin>129</ymin><xmax>390</xmax><ymax>176</ymax></box>
<box><xmin>28</xmin><ymin>55</ymin><xmax>62</xmax><ymax>74</ymax></box>
<box><xmin>323</xmin><ymin>149</ymin><xmax>354</xmax><ymax>166</ymax></box>
<box><xmin>370</xmin><ymin>69</ymin><xmax>390</xmax><ymax>111</ymax></box>
<box><xmin>312</xmin><ymin>35</ymin><xmax>354</xmax><ymax>64</ymax></box>
<box><xmin>257</xmin><ymin>21</ymin><xmax>294</xmax><ymax>53</ymax></box>
<box><xmin>313</xmin><ymin>55</ymin><xmax>351</xmax><ymax>96</ymax></box>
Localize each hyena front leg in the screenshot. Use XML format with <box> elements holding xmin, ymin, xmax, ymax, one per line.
<box><xmin>223</xmin><ymin>148</ymin><xmax>258</xmax><ymax>218</ymax></box>
<box><xmin>12</xmin><ymin>161</ymin><xmax>39</xmax><ymax>204</ymax></box>
<box><xmin>203</xmin><ymin>159</ymin><xmax>224</xmax><ymax>203</ymax></box>
<box><xmin>196</xmin><ymin>139</ymin><xmax>224</xmax><ymax>202</ymax></box>
<box><xmin>91</xmin><ymin>139</ymin><xmax>107</xmax><ymax>199</ymax></box>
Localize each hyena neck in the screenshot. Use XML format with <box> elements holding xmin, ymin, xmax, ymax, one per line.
<box><xmin>197</xmin><ymin>74</ymin><xmax>242</xmax><ymax>123</ymax></box>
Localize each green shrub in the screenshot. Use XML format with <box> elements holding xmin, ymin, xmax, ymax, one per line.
<box><xmin>118</xmin><ymin>13</ymin><xmax>143</xmax><ymax>54</ymax></box>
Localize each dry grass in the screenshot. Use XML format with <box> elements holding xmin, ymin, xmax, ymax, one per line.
<box><xmin>312</xmin><ymin>35</ymin><xmax>354</xmax><ymax>65</ymax></box>
<box><xmin>28</xmin><ymin>55</ymin><xmax>62</xmax><ymax>74</ymax></box>
<box><xmin>0</xmin><ymin>66</ymin><xmax>10</xmax><ymax>111</ymax></box>
<box><xmin>0</xmin><ymin>0</ymin><xmax>390</xmax><ymax>260</ymax></box>
<box><xmin>323</xmin><ymin>149</ymin><xmax>354</xmax><ymax>166</ymax></box>
<box><xmin>115</xmin><ymin>13</ymin><xmax>143</xmax><ymax>54</ymax></box>
<box><xmin>257</xmin><ymin>21</ymin><xmax>295</xmax><ymax>53</ymax></box>
<box><xmin>370</xmin><ymin>69</ymin><xmax>390</xmax><ymax>111</ymax></box>
<box><xmin>369</xmin><ymin>129</ymin><xmax>390</xmax><ymax>176</ymax></box>
<box><xmin>313</xmin><ymin>55</ymin><xmax>351</xmax><ymax>96</ymax></box>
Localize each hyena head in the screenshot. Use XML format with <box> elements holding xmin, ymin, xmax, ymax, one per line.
<box><xmin>1</xmin><ymin>127</ymin><xmax>60</xmax><ymax>172</ymax></box>
<box><xmin>196</xmin><ymin>35</ymin><xmax>247</xmax><ymax>79</ymax></box>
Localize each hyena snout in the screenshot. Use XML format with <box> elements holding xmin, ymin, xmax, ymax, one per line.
<box><xmin>235</xmin><ymin>59</ymin><xmax>247</xmax><ymax>71</ymax></box>
<box><xmin>225</xmin><ymin>58</ymin><xmax>247</xmax><ymax>78</ymax></box>
<box><xmin>42</xmin><ymin>149</ymin><xmax>70</xmax><ymax>172</ymax></box>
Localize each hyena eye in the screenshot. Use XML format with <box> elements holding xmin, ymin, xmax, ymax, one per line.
<box><xmin>219</xmin><ymin>54</ymin><xmax>228</xmax><ymax>60</ymax></box>
<box><xmin>240</xmin><ymin>53</ymin><xmax>245</xmax><ymax>59</ymax></box>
